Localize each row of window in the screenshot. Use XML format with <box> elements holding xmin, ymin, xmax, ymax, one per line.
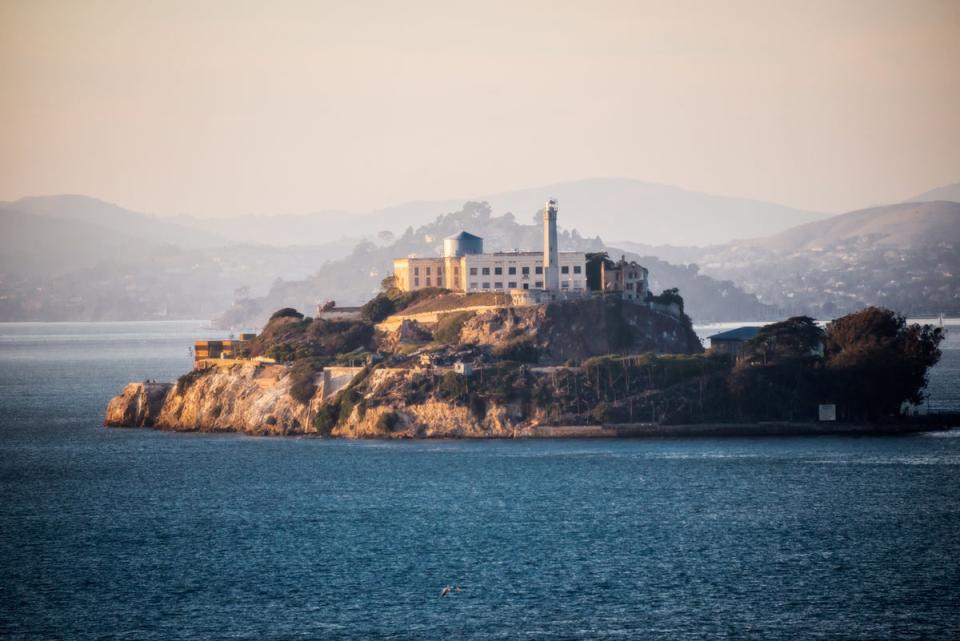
<box><xmin>412</xmin><ymin>266</ymin><xmax>443</xmax><ymax>276</ymax></box>
<box><xmin>471</xmin><ymin>281</ymin><xmax>543</xmax><ymax>290</ymax></box>
<box><xmin>468</xmin><ymin>265</ymin><xmax>582</xmax><ymax>276</ymax></box>
<box><xmin>468</xmin><ymin>281</ymin><xmax>585</xmax><ymax>291</ymax></box>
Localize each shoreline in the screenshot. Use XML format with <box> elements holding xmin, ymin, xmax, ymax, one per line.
<box><xmin>528</xmin><ymin>421</ymin><xmax>956</xmax><ymax>439</ymax></box>
<box><xmin>112</xmin><ymin>420</ymin><xmax>957</xmax><ymax>439</ymax></box>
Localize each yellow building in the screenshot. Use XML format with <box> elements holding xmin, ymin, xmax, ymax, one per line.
<box><xmin>392</xmin><ymin>201</ymin><xmax>588</xmax><ymax>295</ymax></box>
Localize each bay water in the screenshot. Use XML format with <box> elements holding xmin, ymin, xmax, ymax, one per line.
<box><xmin>1</xmin><ymin>321</ymin><xmax>959</xmax><ymax>640</ymax></box>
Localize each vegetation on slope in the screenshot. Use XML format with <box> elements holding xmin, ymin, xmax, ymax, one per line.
<box><xmin>323</xmin><ymin>306</ymin><xmax>944</xmax><ymax>434</ymax></box>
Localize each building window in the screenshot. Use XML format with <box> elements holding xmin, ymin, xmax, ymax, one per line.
<box><xmin>482</xmin><ymin>282</ymin><xmax>491</xmax><ymax>289</ymax></box>
<box><xmin>522</xmin><ymin>283</ymin><xmax>529</xmax><ymax>290</ymax></box>
<box><xmin>508</xmin><ymin>267</ymin><xmax>516</xmax><ymax>275</ymax></box>
<box><xmin>535</xmin><ymin>266</ymin><xmax>543</xmax><ymax>274</ymax></box>
<box><xmin>522</xmin><ymin>266</ymin><xmax>530</xmax><ymax>275</ymax></box>
<box><xmin>470</xmin><ymin>282</ymin><xmax>478</xmax><ymax>289</ymax></box>
<box><xmin>438</xmin><ymin>268</ymin><xmax>442</xmax><ymax>276</ymax></box>
<box><xmin>469</xmin><ymin>267</ymin><xmax>477</xmax><ymax>276</ymax></box>
<box><xmin>414</xmin><ymin>277</ymin><xmax>420</xmax><ymax>286</ymax></box>
<box><xmin>508</xmin><ymin>282</ymin><xmax>517</xmax><ymax>289</ymax></box>
<box><xmin>494</xmin><ymin>267</ymin><xmax>503</xmax><ymax>275</ymax></box>
<box><xmin>626</xmin><ymin>282</ymin><xmax>633</xmax><ymax>290</ymax></box>
<box><xmin>482</xmin><ymin>267</ymin><xmax>490</xmax><ymax>275</ymax></box>
<box><xmin>494</xmin><ymin>282</ymin><xmax>503</xmax><ymax>289</ymax></box>
<box><xmin>561</xmin><ymin>265</ymin><xmax>569</xmax><ymax>274</ymax></box>
<box><xmin>414</xmin><ymin>267</ymin><xmax>420</xmax><ymax>275</ymax></box>
<box><xmin>426</xmin><ymin>277</ymin><xmax>431</xmax><ymax>286</ymax></box>
<box><xmin>573</xmin><ymin>265</ymin><xmax>582</xmax><ymax>274</ymax></box>
<box><xmin>561</xmin><ymin>281</ymin><xmax>569</xmax><ymax>288</ymax></box>
<box><xmin>535</xmin><ymin>281</ymin><xmax>543</xmax><ymax>288</ymax></box>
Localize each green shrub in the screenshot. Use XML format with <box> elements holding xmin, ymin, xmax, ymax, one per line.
<box><xmin>338</xmin><ymin>393</ymin><xmax>356</xmax><ymax>424</ymax></box>
<box><xmin>590</xmin><ymin>402</ymin><xmax>629</xmax><ymax>424</ymax></box>
<box><xmin>438</xmin><ymin>371</ymin><xmax>468</xmax><ymax>402</ymax></box>
<box><xmin>270</xmin><ymin>307</ymin><xmax>304</xmax><ymax>320</ymax></box>
<box><xmin>360</xmin><ymin>294</ymin><xmax>396</xmax><ymax>323</ymax></box>
<box><xmin>491</xmin><ymin>336</ymin><xmax>539</xmax><ymax>363</ymax></box>
<box><xmin>376</xmin><ymin>411</ymin><xmax>400</xmax><ymax>433</ymax></box>
<box><xmin>313</xmin><ymin>404</ymin><xmax>338</xmax><ymax>434</ymax></box>
<box><xmin>288</xmin><ymin>360</ymin><xmax>320</xmax><ymax>403</ymax></box>
<box><xmin>469</xmin><ymin>394</ymin><xmax>487</xmax><ymax>421</ymax></box>
<box><xmin>434</xmin><ymin>311</ymin><xmax>474</xmax><ymax>344</ymax></box>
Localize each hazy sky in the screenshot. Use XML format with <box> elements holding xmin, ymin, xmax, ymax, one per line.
<box><xmin>1</xmin><ymin>0</ymin><xmax>958</xmax><ymax>217</ymax></box>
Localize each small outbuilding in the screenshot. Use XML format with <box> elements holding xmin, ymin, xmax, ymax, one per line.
<box><xmin>706</xmin><ymin>326</ymin><xmax>762</xmax><ymax>358</ymax></box>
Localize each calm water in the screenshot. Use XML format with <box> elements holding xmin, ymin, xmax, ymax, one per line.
<box><xmin>1</xmin><ymin>322</ymin><xmax>959</xmax><ymax>640</ymax></box>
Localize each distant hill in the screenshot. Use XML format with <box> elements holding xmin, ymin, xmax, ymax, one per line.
<box><xmin>0</xmin><ymin>198</ymin><xmax>357</xmax><ymax>321</ymax></box>
<box><xmin>726</xmin><ymin>201</ymin><xmax>960</xmax><ymax>253</ymax></box>
<box><xmin>155</xmin><ymin>178</ymin><xmax>826</xmax><ymax>248</ymax></box>
<box><xmin>907</xmin><ymin>182</ymin><xmax>960</xmax><ymax>204</ymax></box>
<box><xmin>691</xmin><ymin>201</ymin><xmax>960</xmax><ymax>317</ymax></box>
<box><xmin>474</xmin><ymin>178</ymin><xmax>826</xmax><ymax>247</ymax></box>
<box><xmin>0</xmin><ymin>195</ymin><xmax>227</xmax><ymax>248</ymax></box>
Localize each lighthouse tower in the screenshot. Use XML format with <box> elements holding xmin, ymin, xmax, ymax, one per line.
<box><xmin>543</xmin><ymin>199</ymin><xmax>560</xmax><ymax>291</ymax></box>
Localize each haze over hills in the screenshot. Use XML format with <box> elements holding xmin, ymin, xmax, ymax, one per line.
<box><xmin>162</xmin><ymin>178</ymin><xmax>828</xmax><ymax>248</ymax></box>
<box><xmin>0</xmin><ymin>195</ymin><xmax>228</xmax><ymax>249</ymax></box>
<box><xmin>722</xmin><ymin>201</ymin><xmax>960</xmax><ymax>253</ymax></box>
<box><xmin>0</xmin><ymin>197</ymin><xmax>357</xmax><ymax>321</ymax></box>
<box><xmin>691</xmin><ymin>201</ymin><xmax>960</xmax><ymax>317</ymax></box>
<box><xmin>1</xmin><ymin>182</ymin><xmax>957</xmax><ymax>322</ymax></box>
<box><xmin>907</xmin><ymin>182</ymin><xmax>960</xmax><ymax>204</ymax></box>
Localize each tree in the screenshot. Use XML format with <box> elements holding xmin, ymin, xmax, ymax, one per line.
<box><xmin>741</xmin><ymin>316</ymin><xmax>823</xmax><ymax>364</ymax></box>
<box><xmin>824</xmin><ymin>307</ymin><xmax>943</xmax><ymax>419</ymax></box>
<box><xmin>360</xmin><ymin>294</ymin><xmax>395</xmax><ymax>324</ymax></box>
<box><xmin>269</xmin><ymin>308</ymin><xmax>304</xmax><ymax>321</ymax></box>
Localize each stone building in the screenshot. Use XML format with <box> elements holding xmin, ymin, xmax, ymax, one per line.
<box><xmin>601</xmin><ymin>255</ymin><xmax>649</xmax><ymax>301</ymax></box>
<box><xmin>392</xmin><ymin>200</ymin><xmax>588</xmax><ymax>295</ymax></box>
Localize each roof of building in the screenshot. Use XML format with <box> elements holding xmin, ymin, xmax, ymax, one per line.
<box><xmin>490</xmin><ymin>250</ymin><xmax>586</xmax><ymax>257</ymax></box>
<box><xmin>445</xmin><ymin>231</ymin><xmax>483</xmax><ymax>241</ymax></box>
<box><xmin>708</xmin><ymin>326</ymin><xmax>763</xmax><ymax>342</ymax></box>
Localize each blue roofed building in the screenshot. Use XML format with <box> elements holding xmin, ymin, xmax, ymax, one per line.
<box><xmin>707</xmin><ymin>326</ymin><xmax>762</xmax><ymax>358</ymax></box>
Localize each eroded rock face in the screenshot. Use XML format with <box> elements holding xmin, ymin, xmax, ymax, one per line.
<box><xmin>104</xmin><ymin>382</ymin><xmax>172</xmax><ymax>427</ymax></box>
<box><xmin>104</xmin><ymin>365</ymin><xmax>536</xmax><ymax>438</ymax></box>
<box><xmin>459</xmin><ymin>298</ymin><xmax>702</xmax><ymax>362</ymax></box>
<box><xmin>105</xmin><ymin>363</ymin><xmax>316</xmax><ymax>435</ymax></box>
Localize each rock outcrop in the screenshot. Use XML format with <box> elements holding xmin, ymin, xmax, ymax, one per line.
<box><xmin>105</xmin><ymin>363</ymin><xmax>317</xmax><ymax>435</ymax></box>
<box><xmin>105</xmin><ymin>363</ymin><xmax>539</xmax><ymax>438</ymax></box>
<box><xmin>104</xmin><ymin>382</ymin><xmax>171</xmax><ymax>427</ymax></box>
<box><xmin>459</xmin><ymin>297</ymin><xmax>702</xmax><ymax>362</ymax></box>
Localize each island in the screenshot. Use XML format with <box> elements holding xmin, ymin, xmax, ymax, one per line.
<box><xmin>105</xmin><ymin>200</ymin><xmax>950</xmax><ymax>438</ymax></box>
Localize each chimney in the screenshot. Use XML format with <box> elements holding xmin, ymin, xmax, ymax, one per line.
<box><xmin>543</xmin><ymin>199</ymin><xmax>559</xmax><ymax>290</ymax></box>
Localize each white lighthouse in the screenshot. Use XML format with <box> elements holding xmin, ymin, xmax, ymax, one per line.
<box><xmin>543</xmin><ymin>198</ymin><xmax>560</xmax><ymax>290</ymax></box>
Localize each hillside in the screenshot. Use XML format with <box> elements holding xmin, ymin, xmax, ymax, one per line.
<box><xmin>0</xmin><ymin>199</ymin><xmax>354</xmax><ymax>321</ymax></box>
<box><xmin>693</xmin><ymin>202</ymin><xmax>960</xmax><ymax>316</ymax></box>
<box><xmin>907</xmin><ymin>182</ymin><xmax>960</xmax><ymax>204</ymax></box>
<box><xmin>0</xmin><ymin>195</ymin><xmax>226</xmax><ymax>248</ymax></box>
<box><xmin>726</xmin><ymin>201</ymin><xmax>960</xmax><ymax>253</ymax></box>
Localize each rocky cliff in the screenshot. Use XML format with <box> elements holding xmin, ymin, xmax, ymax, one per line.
<box><xmin>458</xmin><ymin>297</ymin><xmax>701</xmax><ymax>363</ymax></box>
<box><xmin>105</xmin><ymin>363</ymin><xmax>533</xmax><ymax>437</ymax></box>
<box><xmin>105</xmin><ymin>363</ymin><xmax>316</xmax><ymax>435</ymax></box>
